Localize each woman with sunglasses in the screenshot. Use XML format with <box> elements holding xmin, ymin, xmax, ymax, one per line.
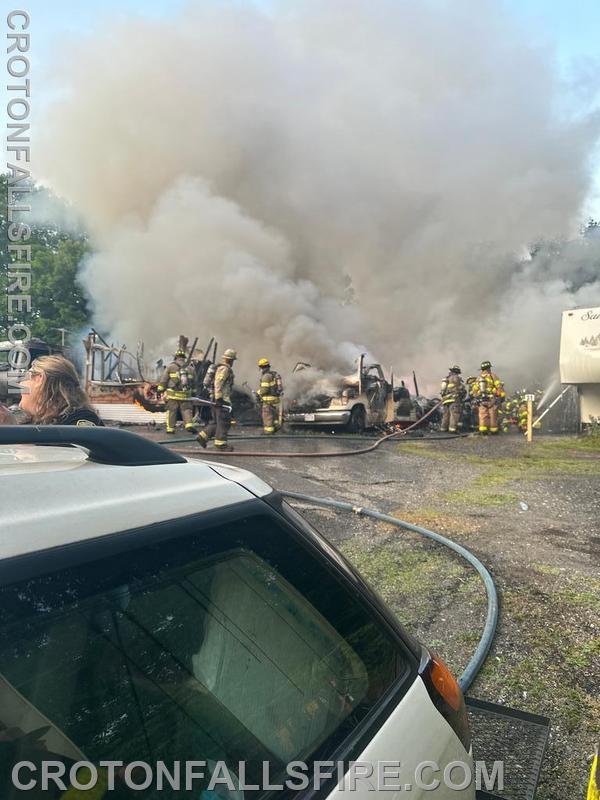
<box><xmin>0</xmin><ymin>355</ymin><xmax>104</xmax><ymax>426</ymax></box>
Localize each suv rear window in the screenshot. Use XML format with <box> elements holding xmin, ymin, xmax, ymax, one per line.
<box><xmin>0</xmin><ymin>511</ymin><xmax>406</xmax><ymax>798</ymax></box>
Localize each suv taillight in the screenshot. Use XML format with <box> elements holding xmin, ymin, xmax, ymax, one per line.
<box><xmin>419</xmin><ymin>650</ymin><xmax>471</xmax><ymax>751</ymax></box>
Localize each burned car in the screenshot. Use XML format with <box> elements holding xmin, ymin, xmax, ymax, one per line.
<box><xmin>286</xmin><ymin>355</ymin><xmax>395</xmax><ymax>432</ymax></box>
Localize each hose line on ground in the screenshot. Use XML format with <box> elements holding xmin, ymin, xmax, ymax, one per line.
<box><xmin>164</xmin><ymin>400</ymin><xmax>448</xmax><ymax>458</ymax></box>
<box><xmin>281</xmin><ymin>490</ymin><xmax>498</xmax><ymax>692</ymax></box>
<box><xmin>160</xmin><ymin>431</ymin><xmax>464</xmax><ymax>444</ymax></box>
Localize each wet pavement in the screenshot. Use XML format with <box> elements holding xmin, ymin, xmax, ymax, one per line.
<box><xmin>140</xmin><ymin>426</ymin><xmax>453</xmax><ymax>513</ymax></box>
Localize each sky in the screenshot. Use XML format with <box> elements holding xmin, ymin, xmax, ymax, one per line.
<box><xmin>504</xmin><ymin>0</ymin><xmax>600</xmax><ymax>66</ymax></box>
<box><xmin>4</xmin><ymin>0</ymin><xmax>600</xmax><ymax>210</ymax></box>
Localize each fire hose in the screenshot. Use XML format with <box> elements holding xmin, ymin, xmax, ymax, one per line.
<box><xmin>158</xmin><ymin>396</ymin><xmax>233</xmax><ymax>413</ymax></box>
<box><xmin>163</xmin><ymin>398</ymin><xmax>448</xmax><ymax>458</ymax></box>
<box><xmin>206</xmin><ymin>432</ymin><xmax>462</xmax><ymax>441</ymax></box>
<box><xmin>188</xmin><ymin>396</ymin><xmax>233</xmax><ymax>413</ymax></box>
<box><xmin>280</xmin><ymin>491</ymin><xmax>498</xmax><ymax>691</ymax></box>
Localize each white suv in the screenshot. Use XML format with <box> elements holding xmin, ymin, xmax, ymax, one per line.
<box><xmin>0</xmin><ymin>427</ymin><xmax>474</xmax><ymax>799</ymax></box>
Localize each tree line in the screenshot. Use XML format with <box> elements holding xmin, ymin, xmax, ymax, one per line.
<box><xmin>1</xmin><ymin>173</ymin><xmax>90</xmax><ymax>346</ymax></box>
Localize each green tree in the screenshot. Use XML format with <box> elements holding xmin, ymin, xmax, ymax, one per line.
<box><xmin>1</xmin><ymin>174</ymin><xmax>91</xmax><ymax>346</ymax></box>
<box><xmin>29</xmin><ymin>237</ymin><xmax>90</xmax><ymax>342</ymax></box>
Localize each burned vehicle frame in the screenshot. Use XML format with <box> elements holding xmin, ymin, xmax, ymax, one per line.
<box><xmin>286</xmin><ymin>354</ymin><xmax>397</xmax><ymax>432</ymax></box>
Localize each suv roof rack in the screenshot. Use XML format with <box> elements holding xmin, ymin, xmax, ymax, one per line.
<box><xmin>0</xmin><ymin>426</ymin><xmax>187</xmax><ymax>467</ymax></box>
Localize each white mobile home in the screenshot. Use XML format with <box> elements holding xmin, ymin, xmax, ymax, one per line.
<box><xmin>560</xmin><ymin>307</ymin><xmax>600</xmax><ymax>424</ymax></box>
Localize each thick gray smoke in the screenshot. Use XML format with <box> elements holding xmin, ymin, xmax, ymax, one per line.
<box><xmin>36</xmin><ymin>0</ymin><xmax>600</xmax><ymax>390</ymax></box>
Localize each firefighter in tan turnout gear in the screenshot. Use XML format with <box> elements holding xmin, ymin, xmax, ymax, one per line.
<box><xmin>197</xmin><ymin>349</ymin><xmax>237</xmax><ymax>451</ymax></box>
<box><xmin>157</xmin><ymin>348</ymin><xmax>196</xmax><ymax>434</ymax></box>
<box><xmin>439</xmin><ymin>365</ymin><xmax>466</xmax><ymax>433</ymax></box>
<box><xmin>477</xmin><ymin>360</ymin><xmax>505</xmax><ymax>435</ymax></box>
<box><xmin>256</xmin><ymin>358</ymin><xmax>283</xmax><ymax>434</ymax></box>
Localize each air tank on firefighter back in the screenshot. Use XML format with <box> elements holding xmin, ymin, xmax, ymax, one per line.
<box><xmin>559</xmin><ymin>307</ymin><xmax>600</xmax><ymax>426</ymax></box>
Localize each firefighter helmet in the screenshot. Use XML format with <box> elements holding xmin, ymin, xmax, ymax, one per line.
<box><xmin>223</xmin><ymin>348</ymin><xmax>237</xmax><ymax>361</ymax></box>
<box><xmin>480</xmin><ymin>360</ymin><xmax>492</xmax><ymax>371</ymax></box>
<box><xmin>175</xmin><ymin>349</ymin><xmax>186</xmax><ymax>359</ymax></box>
<box><xmin>258</xmin><ymin>358</ymin><xmax>270</xmax><ymax>368</ymax></box>
<box><xmin>449</xmin><ymin>365</ymin><xmax>461</xmax><ymax>374</ymax></box>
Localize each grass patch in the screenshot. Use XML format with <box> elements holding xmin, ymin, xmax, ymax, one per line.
<box><xmin>396</xmin><ymin>442</ymin><xmax>443</xmax><ymax>457</ymax></box>
<box><xmin>457</xmin><ymin>573</ymin><xmax>484</xmax><ymax>600</ymax></box>
<box><xmin>558</xmin><ymin>587</ymin><xmax>600</xmax><ymax>615</ymax></box>
<box><xmin>442</xmin><ymin>462</ymin><xmax>521</xmax><ymax>505</ymax></box>
<box><xmin>564</xmin><ymin>637</ymin><xmax>600</xmax><ymax>670</ymax></box>
<box><xmin>440</xmin><ymin>439</ymin><xmax>598</xmax><ymax>507</ymax></box>
<box><xmin>535</xmin><ymin>434</ymin><xmax>600</xmax><ymax>454</ymax></box>
<box><xmin>339</xmin><ymin>537</ymin><xmax>468</xmax><ymax>628</ymax></box>
<box><xmin>532</xmin><ymin>563</ymin><xmax>562</xmax><ymax>576</ymax></box>
<box><xmin>391</xmin><ymin>509</ymin><xmax>481</xmax><ymax>535</ymax></box>
<box><xmin>475</xmin><ymin>585</ymin><xmax>599</xmax><ymax>737</ymax></box>
<box><xmin>442</xmin><ymin>486</ymin><xmax>518</xmax><ymax>506</ymax></box>
<box><xmin>464</xmin><ymin>447</ymin><xmax>599</xmax><ymax>478</ymax></box>
<box><xmin>340</xmin><ymin>540</ymin><xmax>461</xmax><ymax>597</ymax></box>
<box><xmin>457</xmin><ymin>629</ymin><xmax>483</xmax><ymax>645</ymax></box>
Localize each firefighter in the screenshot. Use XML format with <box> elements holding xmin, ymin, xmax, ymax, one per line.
<box><xmin>439</xmin><ymin>366</ymin><xmax>466</xmax><ymax>433</ymax></box>
<box><xmin>157</xmin><ymin>348</ymin><xmax>196</xmax><ymax>434</ymax></box>
<box><xmin>504</xmin><ymin>390</ymin><xmax>522</xmax><ymax>430</ymax></box>
<box><xmin>202</xmin><ymin>362</ymin><xmax>217</xmax><ymax>402</ymax></box>
<box><xmin>193</xmin><ymin>360</ymin><xmax>217</xmax><ymax>428</ymax></box>
<box><xmin>587</xmin><ymin>744</ymin><xmax>599</xmax><ymax>800</ymax></box>
<box><xmin>517</xmin><ymin>391</ymin><xmax>529</xmax><ymax>433</ymax></box>
<box><xmin>464</xmin><ymin>376</ymin><xmax>479</xmax><ymax>431</ymax></box>
<box><xmin>189</xmin><ymin>347</ymin><xmax>206</xmax><ymax>395</ymax></box>
<box><xmin>477</xmin><ymin>360</ymin><xmax>505</xmax><ymax>435</ymax></box>
<box><xmin>256</xmin><ymin>358</ymin><xmax>283</xmax><ymax>434</ymax></box>
<box><xmin>197</xmin><ymin>348</ymin><xmax>237</xmax><ymax>450</ymax></box>
<box><xmin>188</xmin><ymin>352</ymin><xmax>213</xmax><ymax>424</ymax></box>
<box><xmin>497</xmin><ymin>382</ymin><xmax>510</xmax><ymax>433</ymax></box>
<box><xmin>508</xmin><ymin>389</ymin><xmax>529</xmax><ymax>433</ymax></box>
<box><xmin>506</xmin><ymin>388</ymin><xmax>541</xmax><ymax>433</ymax></box>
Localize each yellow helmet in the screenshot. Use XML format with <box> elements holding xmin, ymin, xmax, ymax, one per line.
<box><xmin>223</xmin><ymin>348</ymin><xmax>237</xmax><ymax>361</ymax></box>
<box><xmin>258</xmin><ymin>357</ymin><xmax>270</xmax><ymax>368</ymax></box>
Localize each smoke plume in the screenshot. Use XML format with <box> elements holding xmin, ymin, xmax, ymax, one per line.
<box><xmin>36</xmin><ymin>0</ymin><xmax>600</xmax><ymax>390</ymax></box>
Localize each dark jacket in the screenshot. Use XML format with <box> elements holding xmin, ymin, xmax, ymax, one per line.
<box><xmin>58</xmin><ymin>408</ymin><xmax>105</xmax><ymax>426</ymax></box>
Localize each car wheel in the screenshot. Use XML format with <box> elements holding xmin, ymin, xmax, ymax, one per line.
<box><xmin>348</xmin><ymin>406</ymin><xmax>366</xmax><ymax>433</ymax></box>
